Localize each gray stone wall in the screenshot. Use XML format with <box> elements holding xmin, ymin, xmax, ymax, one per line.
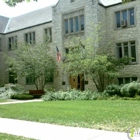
<box><xmin>1</xmin><ymin>0</ymin><xmax>140</xmax><ymax>91</ymax></box>
<box><xmin>105</xmin><ymin>0</ymin><xmax>140</xmax><ymax>83</ymax></box>
<box><xmin>1</xmin><ymin>23</ymin><xmax>55</xmax><ymax>90</ymax></box>
<box><xmin>0</xmin><ymin>34</ymin><xmax>6</xmax><ymax>86</ymax></box>
<box><xmin>52</xmin><ymin>0</ymin><xmax>101</xmax><ymax>91</ymax></box>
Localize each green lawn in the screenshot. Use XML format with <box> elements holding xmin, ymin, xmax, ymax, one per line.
<box><xmin>0</xmin><ymin>99</ymin><xmax>8</xmax><ymax>103</ymax></box>
<box><xmin>0</xmin><ymin>133</ymin><xmax>34</xmax><ymax>140</ymax></box>
<box><xmin>0</xmin><ymin>100</ymin><xmax>140</xmax><ymax>132</ymax></box>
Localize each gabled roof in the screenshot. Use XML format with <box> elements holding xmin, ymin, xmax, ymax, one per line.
<box><xmin>0</xmin><ymin>0</ymin><xmax>126</xmax><ymax>34</ymax></box>
<box><xmin>99</xmin><ymin>0</ymin><xmax>122</xmax><ymax>7</ymax></box>
<box><xmin>5</xmin><ymin>5</ymin><xmax>53</xmax><ymax>33</ymax></box>
<box><xmin>0</xmin><ymin>16</ymin><xmax>9</xmax><ymax>33</ymax></box>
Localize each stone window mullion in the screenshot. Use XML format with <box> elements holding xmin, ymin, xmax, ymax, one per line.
<box><xmin>128</xmin><ymin>42</ymin><xmax>131</xmax><ymax>62</ymax></box>
<box><xmin>73</xmin><ymin>17</ymin><xmax>75</xmax><ymax>33</ymax></box>
<box><xmin>127</xmin><ymin>9</ymin><xmax>130</xmax><ymax>26</ymax></box>
<box><xmin>120</xmin><ymin>10</ymin><xmax>123</xmax><ymax>23</ymax></box>
<box><xmin>28</xmin><ymin>33</ymin><xmax>30</xmax><ymax>44</ymax></box>
<box><xmin>73</xmin><ymin>17</ymin><xmax>76</xmax><ymax>33</ymax></box>
<box><xmin>64</xmin><ymin>9</ymin><xmax>84</xmax><ymax>35</ymax></box>
<box><xmin>49</xmin><ymin>28</ymin><xmax>52</xmax><ymax>41</ymax></box>
<box><xmin>69</xmin><ymin>18</ymin><xmax>70</xmax><ymax>33</ymax></box>
<box><xmin>79</xmin><ymin>15</ymin><xmax>81</xmax><ymax>32</ymax></box>
<box><xmin>31</xmin><ymin>32</ymin><xmax>33</xmax><ymax>44</ymax></box>
<box><xmin>122</xmin><ymin>43</ymin><xmax>124</xmax><ymax>57</ymax></box>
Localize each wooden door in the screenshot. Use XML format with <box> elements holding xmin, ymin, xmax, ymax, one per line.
<box><xmin>69</xmin><ymin>76</ymin><xmax>78</xmax><ymax>89</ymax></box>
<box><xmin>69</xmin><ymin>74</ymin><xmax>84</xmax><ymax>90</ymax></box>
<box><xmin>79</xmin><ymin>74</ymin><xmax>84</xmax><ymax>91</ymax></box>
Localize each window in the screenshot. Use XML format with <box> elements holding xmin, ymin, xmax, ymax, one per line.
<box><xmin>65</xmin><ymin>48</ymin><xmax>69</xmax><ymax>54</ymax></box>
<box><xmin>70</xmin><ymin>0</ymin><xmax>75</xmax><ymax>2</ymax></box>
<box><xmin>9</xmin><ymin>71</ymin><xmax>17</xmax><ymax>84</ymax></box>
<box><xmin>65</xmin><ymin>19</ymin><xmax>68</xmax><ymax>34</ymax></box>
<box><xmin>116</xmin><ymin>41</ymin><xmax>137</xmax><ymax>63</ymax></box>
<box><xmin>115</xmin><ymin>8</ymin><xmax>135</xmax><ymax>28</ymax></box>
<box><xmin>26</xmin><ymin>74</ymin><xmax>35</xmax><ymax>85</ymax></box>
<box><xmin>25</xmin><ymin>32</ymin><xmax>35</xmax><ymax>44</ymax></box>
<box><xmin>75</xmin><ymin>17</ymin><xmax>79</xmax><ymax>32</ymax></box>
<box><xmin>45</xmin><ymin>28</ymin><xmax>52</xmax><ymax>42</ymax></box>
<box><xmin>80</xmin><ymin>15</ymin><xmax>84</xmax><ymax>31</ymax></box>
<box><xmin>118</xmin><ymin>77</ymin><xmax>137</xmax><ymax>85</ymax></box>
<box><xmin>70</xmin><ymin>18</ymin><xmax>74</xmax><ymax>33</ymax></box>
<box><xmin>9</xmin><ymin>36</ymin><xmax>17</xmax><ymax>50</ymax></box>
<box><xmin>0</xmin><ymin>38</ymin><xmax>1</xmax><ymax>51</ymax></box>
<box><xmin>64</xmin><ymin>9</ymin><xmax>84</xmax><ymax>35</ymax></box>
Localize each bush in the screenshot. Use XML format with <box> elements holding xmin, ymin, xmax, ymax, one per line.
<box><xmin>11</xmin><ymin>93</ymin><xmax>34</xmax><ymax>100</ymax></box>
<box><xmin>109</xmin><ymin>95</ymin><xmax>120</xmax><ymax>100</ymax></box>
<box><xmin>0</xmin><ymin>84</ymin><xmax>26</xmax><ymax>99</ymax></box>
<box><xmin>42</xmin><ymin>89</ymin><xmax>108</xmax><ymax>101</ymax></box>
<box><xmin>104</xmin><ymin>84</ymin><xmax>121</xmax><ymax>96</ymax></box>
<box><xmin>0</xmin><ymin>88</ymin><xmax>17</xmax><ymax>99</ymax></box>
<box><xmin>120</xmin><ymin>81</ymin><xmax>140</xmax><ymax>97</ymax></box>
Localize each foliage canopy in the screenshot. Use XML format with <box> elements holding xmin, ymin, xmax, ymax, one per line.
<box><xmin>5</xmin><ymin>42</ymin><xmax>56</xmax><ymax>90</ymax></box>
<box><xmin>63</xmin><ymin>24</ymin><xmax>130</xmax><ymax>92</ymax></box>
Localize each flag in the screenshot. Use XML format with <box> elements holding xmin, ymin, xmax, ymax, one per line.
<box><xmin>56</xmin><ymin>46</ymin><xmax>61</xmax><ymax>62</ymax></box>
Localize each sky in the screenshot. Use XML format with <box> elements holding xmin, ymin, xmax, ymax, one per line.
<box><xmin>0</xmin><ymin>0</ymin><xmax>59</xmax><ymax>17</ymax></box>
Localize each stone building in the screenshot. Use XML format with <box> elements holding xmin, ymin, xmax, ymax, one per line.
<box><xmin>0</xmin><ymin>0</ymin><xmax>138</xmax><ymax>91</ymax></box>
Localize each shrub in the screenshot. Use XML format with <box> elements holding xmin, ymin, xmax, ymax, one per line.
<box><xmin>79</xmin><ymin>90</ymin><xmax>94</xmax><ymax>100</ymax></box>
<box><xmin>11</xmin><ymin>93</ymin><xmax>34</xmax><ymax>100</ymax></box>
<box><xmin>109</xmin><ymin>95</ymin><xmax>120</xmax><ymax>100</ymax></box>
<box><xmin>42</xmin><ymin>89</ymin><xmax>109</xmax><ymax>101</ymax></box>
<box><xmin>120</xmin><ymin>81</ymin><xmax>139</xmax><ymax>97</ymax></box>
<box><xmin>0</xmin><ymin>88</ymin><xmax>17</xmax><ymax>99</ymax></box>
<box><xmin>104</xmin><ymin>84</ymin><xmax>121</xmax><ymax>96</ymax></box>
<box><xmin>0</xmin><ymin>84</ymin><xmax>26</xmax><ymax>99</ymax></box>
<box><xmin>44</xmin><ymin>88</ymin><xmax>55</xmax><ymax>92</ymax></box>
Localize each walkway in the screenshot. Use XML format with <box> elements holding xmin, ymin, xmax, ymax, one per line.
<box><xmin>0</xmin><ymin>99</ymin><xmax>43</xmax><ymax>105</ymax></box>
<box><xmin>0</xmin><ymin>100</ymin><xmax>129</xmax><ymax>140</ymax></box>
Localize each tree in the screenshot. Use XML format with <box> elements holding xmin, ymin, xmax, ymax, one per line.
<box><xmin>122</xmin><ymin>0</ymin><xmax>133</xmax><ymax>3</ymax></box>
<box><xmin>5</xmin><ymin>41</ymin><xmax>56</xmax><ymax>90</ymax></box>
<box><xmin>4</xmin><ymin>0</ymin><xmax>37</xmax><ymax>7</ymax></box>
<box><xmin>63</xmin><ymin>24</ymin><xmax>130</xmax><ymax>92</ymax></box>
<box><xmin>4</xmin><ymin>0</ymin><xmax>131</xmax><ymax>7</ymax></box>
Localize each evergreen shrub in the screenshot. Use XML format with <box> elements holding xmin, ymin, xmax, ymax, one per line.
<box><xmin>120</xmin><ymin>81</ymin><xmax>139</xmax><ymax>97</ymax></box>
<box><xmin>104</xmin><ymin>84</ymin><xmax>121</xmax><ymax>96</ymax></box>
<box><xmin>11</xmin><ymin>93</ymin><xmax>34</xmax><ymax>100</ymax></box>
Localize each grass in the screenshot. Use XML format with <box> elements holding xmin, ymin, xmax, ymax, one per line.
<box><xmin>0</xmin><ymin>99</ymin><xmax>8</xmax><ymax>103</ymax></box>
<box><xmin>0</xmin><ymin>133</ymin><xmax>34</xmax><ymax>140</ymax></box>
<box><xmin>0</xmin><ymin>100</ymin><xmax>140</xmax><ymax>132</ymax></box>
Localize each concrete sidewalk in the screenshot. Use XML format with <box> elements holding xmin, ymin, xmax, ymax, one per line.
<box><xmin>0</xmin><ymin>100</ymin><xmax>129</xmax><ymax>140</ymax></box>
<box><xmin>0</xmin><ymin>99</ymin><xmax>43</xmax><ymax>105</ymax></box>
<box><xmin>0</xmin><ymin>118</ymin><xmax>129</xmax><ymax>140</ymax></box>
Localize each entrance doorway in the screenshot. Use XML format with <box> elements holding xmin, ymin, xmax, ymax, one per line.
<box><xmin>69</xmin><ymin>74</ymin><xmax>84</xmax><ymax>91</ymax></box>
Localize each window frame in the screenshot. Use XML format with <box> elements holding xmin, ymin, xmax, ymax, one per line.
<box><xmin>44</xmin><ymin>28</ymin><xmax>52</xmax><ymax>42</ymax></box>
<box><xmin>9</xmin><ymin>71</ymin><xmax>17</xmax><ymax>84</ymax></box>
<box><xmin>8</xmin><ymin>36</ymin><xmax>17</xmax><ymax>50</ymax></box>
<box><xmin>118</xmin><ymin>77</ymin><xmax>137</xmax><ymax>85</ymax></box>
<box><xmin>63</xmin><ymin>9</ymin><xmax>84</xmax><ymax>36</ymax></box>
<box><xmin>25</xmin><ymin>32</ymin><xmax>35</xmax><ymax>44</ymax></box>
<box><xmin>115</xmin><ymin>7</ymin><xmax>135</xmax><ymax>29</ymax></box>
<box><xmin>116</xmin><ymin>40</ymin><xmax>137</xmax><ymax>64</ymax></box>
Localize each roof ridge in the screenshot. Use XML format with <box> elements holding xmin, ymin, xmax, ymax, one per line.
<box><xmin>4</xmin><ymin>18</ymin><xmax>11</xmax><ymax>33</ymax></box>
<box><xmin>10</xmin><ymin>4</ymin><xmax>54</xmax><ymax>19</ymax></box>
